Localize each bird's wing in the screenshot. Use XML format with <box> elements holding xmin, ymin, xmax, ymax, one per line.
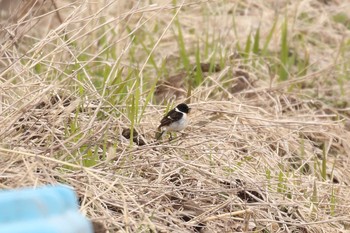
<box><xmin>158</xmin><ymin>110</ymin><xmax>183</xmax><ymax>128</ymax></box>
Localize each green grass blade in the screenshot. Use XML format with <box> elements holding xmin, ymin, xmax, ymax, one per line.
<box><xmin>279</xmin><ymin>18</ymin><xmax>289</xmax><ymax>80</ymax></box>
<box><xmin>194</xmin><ymin>42</ymin><xmax>203</xmax><ymax>87</ymax></box>
<box><xmin>175</xmin><ymin>18</ymin><xmax>190</xmax><ymax>72</ymax></box>
<box><xmin>321</xmin><ymin>143</ymin><xmax>327</xmax><ymax>181</ymax></box>
<box><xmin>252</xmin><ymin>26</ymin><xmax>260</xmax><ymax>54</ymax></box>
<box><xmin>244</xmin><ymin>32</ymin><xmax>252</xmax><ymax>59</ymax></box>
<box><xmin>262</xmin><ymin>15</ymin><xmax>278</xmax><ymax>56</ymax></box>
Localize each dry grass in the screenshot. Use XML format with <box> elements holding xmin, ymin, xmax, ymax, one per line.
<box><xmin>1</xmin><ymin>0</ymin><xmax>350</xmax><ymax>232</ymax></box>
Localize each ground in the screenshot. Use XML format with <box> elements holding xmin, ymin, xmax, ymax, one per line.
<box><xmin>0</xmin><ymin>0</ymin><xmax>350</xmax><ymax>232</ymax></box>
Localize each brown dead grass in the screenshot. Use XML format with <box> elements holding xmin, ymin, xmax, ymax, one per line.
<box><xmin>1</xmin><ymin>0</ymin><xmax>350</xmax><ymax>232</ymax></box>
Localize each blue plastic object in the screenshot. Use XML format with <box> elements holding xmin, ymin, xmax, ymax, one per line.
<box><xmin>0</xmin><ymin>185</ymin><xmax>93</xmax><ymax>233</ymax></box>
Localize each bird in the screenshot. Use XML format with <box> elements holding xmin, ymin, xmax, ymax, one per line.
<box><xmin>156</xmin><ymin>103</ymin><xmax>191</xmax><ymax>140</ymax></box>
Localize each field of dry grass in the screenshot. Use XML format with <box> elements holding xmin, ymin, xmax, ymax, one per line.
<box><xmin>1</xmin><ymin>0</ymin><xmax>350</xmax><ymax>232</ymax></box>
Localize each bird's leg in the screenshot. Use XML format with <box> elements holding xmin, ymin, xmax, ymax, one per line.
<box><xmin>168</xmin><ymin>133</ymin><xmax>173</xmax><ymax>141</ymax></box>
<box><xmin>156</xmin><ymin>130</ymin><xmax>165</xmax><ymax>140</ymax></box>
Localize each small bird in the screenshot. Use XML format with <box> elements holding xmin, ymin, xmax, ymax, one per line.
<box><xmin>156</xmin><ymin>103</ymin><xmax>191</xmax><ymax>140</ymax></box>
